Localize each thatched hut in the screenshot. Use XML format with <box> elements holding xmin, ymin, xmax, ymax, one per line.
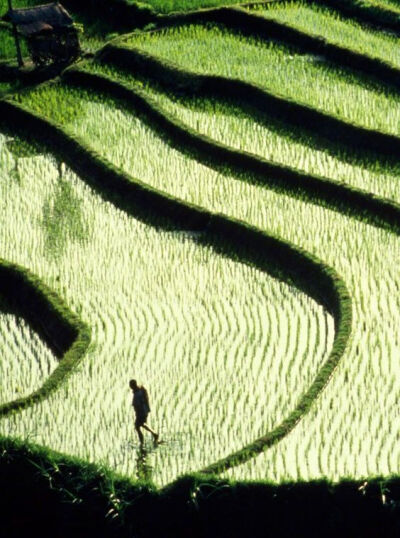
<box><xmin>2</xmin><ymin>2</ymin><xmax>80</xmax><ymax>67</ymax></box>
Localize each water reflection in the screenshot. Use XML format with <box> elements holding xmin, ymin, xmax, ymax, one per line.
<box><xmin>136</xmin><ymin>445</ymin><xmax>153</xmax><ymax>482</ymax></box>
<box><xmin>41</xmin><ymin>160</ymin><xmax>90</xmax><ymax>259</ymax></box>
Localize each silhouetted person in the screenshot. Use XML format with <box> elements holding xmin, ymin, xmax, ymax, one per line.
<box><xmin>129</xmin><ymin>379</ymin><xmax>159</xmax><ymax>446</ymax></box>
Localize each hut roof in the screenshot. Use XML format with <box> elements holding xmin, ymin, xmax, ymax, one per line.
<box><xmin>2</xmin><ymin>2</ymin><xmax>73</xmax><ymax>36</ymax></box>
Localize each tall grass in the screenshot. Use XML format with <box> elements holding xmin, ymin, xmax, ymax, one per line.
<box><xmin>256</xmin><ymin>1</ymin><xmax>400</xmax><ymax>68</ymax></box>
<box><xmin>12</xmin><ymin>82</ymin><xmax>400</xmax><ymax>482</ymax></box>
<box><xmin>136</xmin><ymin>0</ymin><xmax>247</xmax><ymax>13</ymax></box>
<box><xmin>86</xmin><ymin>61</ymin><xmax>400</xmax><ymax>204</ymax></box>
<box><xmin>124</xmin><ymin>24</ymin><xmax>400</xmax><ymax>137</ymax></box>
<box><xmin>0</xmin><ymin>306</ymin><xmax>58</xmax><ymax>406</ymax></box>
<box><xmin>0</xmin><ymin>129</ymin><xmax>331</xmax><ymax>485</ymax></box>
<box><xmin>368</xmin><ymin>0</ymin><xmax>400</xmax><ymax>14</ymax></box>
<box><xmin>0</xmin><ymin>26</ymin><xmax>28</xmax><ymax>62</ymax></box>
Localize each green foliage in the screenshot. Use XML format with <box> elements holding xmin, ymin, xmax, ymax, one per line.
<box><xmin>85</xmin><ymin>59</ymin><xmax>400</xmax><ymax>204</ymax></box>
<box><xmin>259</xmin><ymin>1</ymin><xmax>400</xmax><ymax>68</ymax></box>
<box><xmin>5</xmin><ymin>136</ymin><xmax>40</xmax><ymax>158</ymax></box>
<box><xmin>2</xmin><ymin>0</ymin><xmax>400</xmax><ymax>513</ymax></box>
<box><xmin>0</xmin><ymin>97</ymin><xmax>346</xmax><ymax>484</ymax></box>
<box><xmin>123</xmin><ymin>23</ymin><xmax>400</xmax><ymax>137</ymax></box>
<box><xmin>130</xmin><ymin>0</ymin><xmax>247</xmax><ymax>13</ymax></box>
<box><xmin>2</xmin><ymin>436</ymin><xmax>400</xmax><ymax>537</ymax></box>
<box><xmin>12</xmin><ymin>82</ymin><xmax>86</xmax><ymax>124</ymax></box>
<box><xmin>0</xmin><ymin>259</ymin><xmax>90</xmax><ymax>417</ymax></box>
<box><xmin>316</xmin><ymin>0</ymin><xmax>400</xmax><ymax>33</ymax></box>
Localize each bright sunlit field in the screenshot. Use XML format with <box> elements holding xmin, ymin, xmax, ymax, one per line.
<box><xmin>5</xmin><ymin>72</ymin><xmax>400</xmax><ymax>482</ymax></box>
<box><xmin>3</xmin><ymin>0</ymin><xmax>400</xmax><ymax>492</ymax></box>
<box><xmin>255</xmin><ymin>1</ymin><xmax>400</xmax><ymax>68</ymax></box>
<box><xmin>123</xmin><ymin>24</ymin><xmax>400</xmax><ymax>136</ymax></box>
<box><xmin>0</xmin><ymin>131</ymin><xmax>335</xmax><ymax>485</ymax></box>
<box><xmin>84</xmin><ymin>60</ymin><xmax>400</xmax><ymax>203</ymax></box>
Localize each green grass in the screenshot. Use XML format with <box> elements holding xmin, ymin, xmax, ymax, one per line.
<box><xmin>3</xmin><ymin>0</ymin><xmax>400</xmax><ymax>490</ymax></box>
<box><xmin>255</xmin><ymin>1</ymin><xmax>400</xmax><ymax>68</ymax></box>
<box><xmin>10</xmin><ymin>79</ymin><xmax>400</xmax><ymax>483</ymax></box>
<box><xmin>86</xmin><ymin>60</ymin><xmax>400</xmax><ymax>204</ymax></box>
<box><xmin>369</xmin><ymin>0</ymin><xmax>400</xmax><ymax>14</ymax></box>
<box><xmin>122</xmin><ymin>24</ymin><xmax>400</xmax><ymax>137</ymax></box>
<box><xmin>135</xmin><ymin>0</ymin><xmax>249</xmax><ymax>13</ymax></box>
<box><xmin>0</xmin><ymin>123</ymin><xmax>332</xmax><ymax>485</ymax></box>
<box><xmin>0</xmin><ymin>303</ymin><xmax>57</xmax><ymax>406</ymax></box>
<box><xmin>0</xmin><ymin>26</ymin><xmax>28</xmax><ymax>62</ymax></box>
<box><xmin>0</xmin><ymin>81</ymin><xmax>17</xmax><ymax>95</ymax></box>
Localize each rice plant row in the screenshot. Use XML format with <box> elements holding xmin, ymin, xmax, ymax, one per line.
<box><xmin>253</xmin><ymin>1</ymin><xmax>400</xmax><ymax>69</ymax></box>
<box><xmin>371</xmin><ymin>0</ymin><xmax>400</xmax><ymax>14</ymax></box>
<box><xmin>121</xmin><ymin>24</ymin><xmax>400</xmax><ymax>137</ymax></box>
<box><xmin>9</xmin><ymin>82</ymin><xmax>400</xmax><ymax>483</ymax></box>
<box><xmin>85</xmin><ymin>60</ymin><xmax>400</xmax><ymax>205</ymax></box>
<box><xmin>0</xmin><ymin>308</ymin><xmax>57</xmax><ymax>406</ymax></box>
<box><xmin>0</xmin><ymin>131</ymin><xmax>332</xmax><ymax>485</ymax></box>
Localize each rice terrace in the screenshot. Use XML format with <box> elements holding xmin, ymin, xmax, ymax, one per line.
<box><xmin>2</xmin><ymin>0</ymin><xmax>400</xmax><ymax>535</ymax></box>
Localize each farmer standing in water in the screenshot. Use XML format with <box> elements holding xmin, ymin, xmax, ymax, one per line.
<box><xmin>129</xmin><ymin>379</ymin><xmax>159</xmax><ymax>445</ymax></box>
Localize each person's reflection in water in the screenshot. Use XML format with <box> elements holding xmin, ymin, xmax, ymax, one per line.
<box><xmin>136</xmin><ymin>445</ymin><xmax>153</xmax><ymax>482</ymax></box>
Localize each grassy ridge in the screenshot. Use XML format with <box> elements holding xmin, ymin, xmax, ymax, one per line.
<box><xmin>96</xmin><ymin>46</ymin><xmax>400</xmax><ymax>206</ymax></box>
<box><xmin>0</xmin><ymin>259</ymin><xmax>90</xmax><ymax>417</ymax></box>
<box><xmin>0</xmin><ymin>96</ymin><xmax>350</xmax><ymax>475</ymax></box>
<box><xmin>2</xmin><ymin>434</ymin><xmax>400</xmax><ymax>537</ymax></box>
<box><xmin>86</xmin><ymin>60</ymin><xmax>400</xmax><ymax>202</ymax></box>
<box><xmin>157</xmin><ymin>5</ymin><xmax>400</xmax><ymax>79</ymax></box>
<box><xmin>41</xmin><ymin>64</ymin><xmax>400</xmax><ymax>483</ymax></box>
<box><xmin>237</xmin><ymin>5</ymin><xmax>400</xmax><ymax>84</ymax></box>
<box><xmin>1</xmin><ymin>0</ymin><xmax>400</xmax><ymax>530</ymax></box>
<box><xmin>114</xmin><ymin>29</ymin><xmax>400</xmax><ymax>138</ymax></box>
<box><xmin>311</xmin><ymin>0</ymin><xmax>400</xmax><ymax>34</ymax></box>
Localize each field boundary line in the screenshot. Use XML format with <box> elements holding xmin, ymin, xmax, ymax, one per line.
<box><xmin>65</xmin><ymin>64</ymin><xmax>400</xmax><ymax>234</ymax></box>
<box><xmin>153</xmin><ymin>4</ymin><xmax>400</xmax><ymax>83</ymax></box>
<box><xmin>238</xmin><ymin>0</ymin><xmax>400</xmax><ymax>35</ymax></box>
<box><xmin>0</xmin><ymin>260</ymin><xmax>90</xmax><ymax>417</ymax></box>
<box><xmin>0</xmin><ymin>97</ymin><xmax>351</xmax><ymax>475</ymax></box>
<box><xmin>204</xmin><ymin>6</ymin><xmax>400</xmax><ymax>89</ymax></box>
<box><xmin>305</xmin><ymin>0</ymin><xmax>400</xmax><ymax>36</ymax></box>
<box><xmin>137</xmin><ymin>2</ymin><xmax>400</xmax><ymax>79</ymax></box>
<box><xmin>2</xmin><ymin>431</ymin><xmax>398</xmax><ymax>535</ymax></box>
<box><xmin>99</xmin><ymin>44</ymin><xmax>400</xmax><ymax>164</ymax></box>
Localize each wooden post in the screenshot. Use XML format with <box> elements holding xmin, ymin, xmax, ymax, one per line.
<box><xmin>8</xmin><ymin>0</ymin><xmax>23</xmax><ymax>67</ymax></box>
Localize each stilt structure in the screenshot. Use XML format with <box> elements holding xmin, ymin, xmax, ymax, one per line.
<box><xmin>2</xmin><ymin>2</ymin><xmax>80</xmax><ymax>68</ymax></box>
<box><xmin>7</xmin><ymin>0</ymin><xmax>23</xmax><ymax>67</ymax></box>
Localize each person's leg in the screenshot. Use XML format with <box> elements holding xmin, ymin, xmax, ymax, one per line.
<box><xmin>142</xmin><ymin>423</ymin><xmax>159</xmax><ymax>442</ymax></box>
<box><xmin>135</xmin><ymin>423</ymin><xmax>144</xmax><ymax>445</ymax></box>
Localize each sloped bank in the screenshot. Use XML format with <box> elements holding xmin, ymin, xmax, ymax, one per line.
<box><xmin>0</xmin><ymin>97</ymin><xmax>350</xmax><ymax>473</ymax></box>
<box><xmin>64</xmin><ymin>64</ymin><xmax>400</xmax><ymax>233</ymax></box>
<box><xmin>0</xmin><ymin>260</ymin><xmax>90</xmax><ymax>416</ymax></box>
<box><xmin>155</xmin><ymin>4</ymin><xmax>400</xmax><ymax>89</ymax></box>
<box><xmin>98</xmin><ymin>43</ymin><xmax>400</xmax><ymax>165</ymax></box>
<box><xmin>2</xmin><ymin>435</ymin><xmax>400</xmax><ymax>537</ymax></box>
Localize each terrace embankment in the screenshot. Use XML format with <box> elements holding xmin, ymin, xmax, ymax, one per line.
<box><xmin>81</xmin><ymin>59</ymin><xmax>400</xmax><ymax>202</ymax></box>
<box><xmin>0</xmin><ymin>96</ymin><xmax>347</xmax><ymax>482</ymax></box>
<box><xmin>155</xmin><ymin>4</ymin><xmax>400</xmax><ymax>88</ymax></box>
<box><xmin>2</xmin><ymin>434</ymin><xmax>400</xmax><ymax>537</ymax></box>
<box><xmin>0</xmin><ymin>259</ymin><xmax>90</xmax><ymax>416</ymax></box>
<box><xmin>2</xmin><ymin>3</ymin><xmax>400</xmax><ymax>536</ymax></box>
<box><xmin>63</xmin><ymin>64</ymin><xmax>400</xmax><ymax>231</ymax></box>
<box><xmin>307</xmin><ymin>0</ymin><xmax>400</xmax><ymax>35</ymax></box>
<box><xmin>250</xmin><ymin>2</ymin><xmax>400</xmax><ymax>77</ymax></box>
<box><xmin>11</xmin><ymin>65</ymin><xmax>400</xmax><ymax>483</ymax></box>
<box><xmin>98</xmin><ymin>40</ymin><xmax>400</xmax><ymax>158</ymax></box>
